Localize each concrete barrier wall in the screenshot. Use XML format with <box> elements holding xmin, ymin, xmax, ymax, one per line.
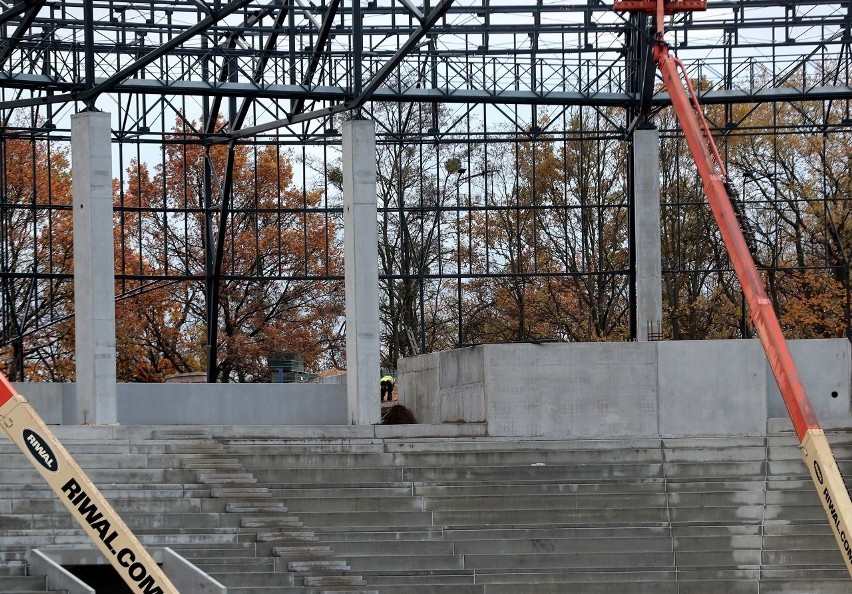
<box><xmin>399</xmin><ymin>338</ymin><xmax>851</xmax><ymax>437</ymax></box>
<box><xmin>657</xmin><ymin>340</ymin><xmax>767</xmax><ymax>436</ymax></box>
<box><xmin>483</xmin><ymin>342</ymin><xmax>658</xmax><ymax>438</ymax></box>
<box><xmin>13</xmin><ymin>338</ymin><xmax>850</xmax><ymax>433</ymax></box>
<box><xmin>398</xmin><ymin>352</ymin><xmax>440</xmax><ymax>423</ymax></box>
<box><xmin>12</xmin><ymin>382</ymin><xmax>68</xmax><ymax>425</ymax></box>
<box><xmin>766</xmin><ymin>339</ymin><xmax>852</xmax><ymax>420</ymax></box>
<box><xmin>13</xmin><ymin>382</ymin><xmax>347</xmax><ymax>425</ymax></box>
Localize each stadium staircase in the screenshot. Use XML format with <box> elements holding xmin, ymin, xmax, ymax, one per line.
<box><xmin>1</xmin><ymin>421</ymin><xmax>851</xmax><ymax>593</ymax></box>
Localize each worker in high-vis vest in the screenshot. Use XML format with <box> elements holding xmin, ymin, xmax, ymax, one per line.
<box><xmin>380</xmin><ymin>375</ymin><xmax>395</xmax><ymax>402</ymax></box>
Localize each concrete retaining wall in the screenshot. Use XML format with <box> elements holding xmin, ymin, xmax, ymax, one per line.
<box><xmin>14</xmin><ymin>338</ymin><xmax>850</xmax><ymax>434</ymax></box>
<box><xmin>13</xmin><ymin>382</ymin><xmax>347</xmax><ymax>426</ymax></box>
<box><xmin>398</xmin><ymin>339</ymin><xmax>852</xmax><ymax>437</ymax></box>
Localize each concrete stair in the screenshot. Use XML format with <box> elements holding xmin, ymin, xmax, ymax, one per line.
<box><xmin>0</xmin><ymin>424</ymin><xmax>851</xmax><ymax>592</ymax></box>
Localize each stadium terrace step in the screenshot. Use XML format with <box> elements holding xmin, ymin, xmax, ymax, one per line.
<box><xmin>2</xmin><ymin>425</ymin><xmax>852</xmax><ymax>593</ymax></box>
<box><xmin>287</xmin><ymin>559</ymin><xmax>350</xmax><ymax>572</ymax></box>
<box><xmin>198</xmin><ymin>472</ymin><xmax>258</xmax><ymax>484</ymax></box>
<box><xmin>225</xmin><ymin>501</ymin><xmax>288</xmax><ymax>513</ymax></box>
<box><xmin>256</xmin><ymin>530</ymin><xmax>320</xmax><ymax>543</ymax></box>
<box><xmin>280</xmin><ymin>495</ymin><xmax>425</xmax><ymax>513</ymax></box>
<box><xmin>302</xmin><ymin>574</ymin><xmax>368</xmax><ymax>587</ymax></box>
<box><xmin>200</xmin><ymin>569</ymin><xmax>297</xmax><ymax>587</ymax></box>
<box><xmin>181</xmin><ymin>458</ymin><xmax>244</xmax><ymax>470</ymax></box>
<box><xmin>241</xmin><ymin>516</ymin><xmax>304</xmax><ymax>529</ymax></box>
<box><xmin>272</xmin><ymin>545</ymin><xmax>333</xmax><ymax>559</ymax></box>
<box><xmin>0</xmin><ymin>575</ymin><xmax>64</xmax><ymax>593</ymax></box>
<box><xmin>211</xmin><ymin>486</ymin><xmax>274</xmax><ymax>498</ymax></box>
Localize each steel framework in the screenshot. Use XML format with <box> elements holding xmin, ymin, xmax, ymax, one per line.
<box><xmin>0</xmin><ymin>0</ymin><xmax>850</xmax><ymax>380</ymax></box>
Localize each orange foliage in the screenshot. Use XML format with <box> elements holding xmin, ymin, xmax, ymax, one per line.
<box><xmin>778</xmin><ymin>268</ymin><xmax>847</xmax><ymax>339</ymax></box>
<box><xmin>112</xmin><ymin>116</ymin><xmax>343</xmax><ymax>382</ymax></box>
<box><xmin>0</xmin><ymin>122</ymin><xmax>74</xmax><ymax>381</ymax></box>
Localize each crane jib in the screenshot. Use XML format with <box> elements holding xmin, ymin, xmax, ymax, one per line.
<box><xmin>614</xmin><ymin>0</ymin><xmax>852</xmax><ymax>581</ymax></box>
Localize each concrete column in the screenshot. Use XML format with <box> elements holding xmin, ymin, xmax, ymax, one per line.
<box><xmin>71</xmin><ymin>111</ymin><xmax>117</xmax><ymax>424</ymax></box>
<box><xmin>633</xmin><ymin>127</ymin><xmax>663</xmax><ymax>341</ymax></box>
<box><xmin>342</xmin><ymin>119</ymin><xmax>381</xmax><ymax>425</ymax></box>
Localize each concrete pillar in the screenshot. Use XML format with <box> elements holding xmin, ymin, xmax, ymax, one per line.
<box><xmin>633</xmin><ymin>127</ymin><xmax>663</xmax><ymax>341</ymax></box>
<box><xmin>71</xmin><ymin>111</ymin><xmax>117</xmax><ymax>424</ymax></box>
<box><xmin>342</xmin><ymin>119</ymin><xmax>381</xmax><ymax>425</ymax></box>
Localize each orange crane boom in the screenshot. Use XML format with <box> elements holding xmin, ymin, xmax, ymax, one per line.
<box><xmin>615</xmin><ymin>0</ymin><xmax>852</xmax><ymax>578</ymax></box>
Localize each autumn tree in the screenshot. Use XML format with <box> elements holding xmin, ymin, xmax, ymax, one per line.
<box><xmin>114</xmin><ymin>116</ymin><xmax>343</xmax><ymax>382</ymax></box>
<box><xmin>0</xmin><ymin>119</ymin><xmax>75</xmax><ymax>381</ymax></box>
<box><xmin>460</xmin><ymin>131</ymin><xmax>569</xmax><ymax>343</ymax></box>
<box><xmin>722</xmin><ymin>71</ymin><xmax>851</xmax><ymax>339</ymax></box>
<box><xmin>460</xmin><ymin>108</ymin><xmax>630</xmax><ymax>344</ymax></box>
<box><xmin>659</xmin><ymin>124</ymin><xmax>742</xmax><ymax>339</ymax></box>
<box><xmin>323</xmin><ymin>101</ymin><xmax>460</xmax><ymax>368</ymax></box>
<box><xmin>543</xmin><ymin>109</ymin><xmax>630</xmax><ymax>341</ymax></box>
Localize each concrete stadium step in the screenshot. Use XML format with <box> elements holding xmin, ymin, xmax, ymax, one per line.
<box><xmin>284</xmin><ymin>510</ymin><xmax>434</xmax><ymax>528</ymax></box>
<box><xmin>421</xmin><ymin>492</ymin><xmax>669</xmax><ymax>511</ymax></box>
<box><xmin>200</xmin><ymin>570</ymin><xmax>297</xmax><ymax>588</ymax></box>
<box><xmin>280</xmin><ymin>495</ymin><xmax>424</xmax><ymax>513</ymax></box>
<box><xmin>389</xmin><ymin>448</ymin><xmax>665</xmax><ymax>467</ymax></box>
<box><xmin>239</xmin><ymin>468</ymin><xmax>408</xmax><ymax>484</ymax></box>
<box><xmin>3</xmin><ymin>426</ymin><xmax>852</xmax><ymax>593</ymax></box>
<box><xmin>477</xmin><ymin>584</ymin><xmax>675</xmax><ymax>594</ymax></box>
<box><xmin>659</xmin><ymin>461</ymin><xmax>765</xmax><ymax>480</ymax></box>
<box><xmin>432</xmin><ymin>506</ymin><xmax>670</xmax><ymax>527</ymax></box>
<box><xmin>0</xmin><ymin>468</ymin><xmax>167</xmax><ymax>484</ymax></box>
<box><xmin>256</xmin><ymin>530</ymin><xmax>320</xmax><ymax>543</ymax></box>
<box><xmin>450</xmin><ymin>535</ymin><xmax>672</xmax><ymax>555</ymax></box>
<box><xmin>314</xmin><ymin>527</ymin><xmax>445</xmax><ymax>543</ymax></box>
<box><xmin>762</xmin><ymin>530</ymin><xmax>838</xmax><ymax>552</ymax></box>
<box><xmin>287</xmin><ymin>559</ymin><xmax>350</xmax><ymax>572</ymax></box>
<box><xmin>460</xmin><ymin>551</ymin><xmax>675</xmax><ymax>571</ymax></box>
<box><xmin>472</xmin><ymin>569</ymin><xmax>693</xmax><ymax>593</ymax></box>
<box><xmin>302</xmin><ymin>574</ymin><xmax>369</xmax><ymax>587</ymax></box>
<box><xmin>667</xmin><ymin>490</ymin><xmax>764</xmax><ymax>507</ymax></box>
<box><xmin>170</xmin><ymin>542</ymin><xmax>262</xmax><ymax>559</ymax></box>
<box><xmin>240</xmin><ymin>516</ymin><xmax>305</xmax><ymax>529</ymax></box>
<box><xmin>665</xmin><ymin>479</ymin><xmax>764</xmax><ymax>491</ymax></box>
<box><xmin>0</xmin><ymin>512</ymin><xmax>224</xmax><ymax>531</ymax></box>
<box><xmin>0</xmin><ymin>575</ymin><xmax>65</xmax><ymax>593</ymax></box>
<box><xmin>225</xmin><ymin>501</ymin><xmax>289</xmax><ymax>513</ymax></box>
<box><xmin>472</xmin><ymin>568</ymin><xmax>680</xmax><ymax>583</ymax></box>
<box><xmin>181</xmin><ymin>458</ymin><xmax>244</xmax><ymax>470</ymax></box>
<box><xmin>661</xmin><ymin>437</ymin><xmax>767</xmax><ymax>458</ymax></box>
<box><xmin>757</xmin><ymin>582</ymin><xmax>852</xmax><ymax>593</ymax></box>
<box><xmin>151</xmin><ymin>428</ymin><xmax>213</xmax><ymax>440</ymax></box>
<box><xmin>231</xmin><ymin>453</ymin><xmax>396</xmax><ymax>469</ymax></box>
<box><xmin>329</xmin><ymin>540</ymin><xmax>454</xmax><ymax>556</ymax></box>
<box><xmin>198</xmin><ymin>472</ymin><xmax>258</xmax><ymax>484</ymax></box>
<box><xmin>191</xmin><ymin>557</ymin><xmax>276</xmax><ymax>572</ymax></box>
<box><xmin>352</xmin><ymin>585</ymin><xmax>481</xmax><ymax>594</ymax></box>
<box><xmin>0</xmin><ymin>453</ymin><xmax>153</xmax><ymax>469</ymax></box>
<box><xmin>381</xmin><ymin>438</ymin><xmax>664</xmax><ymax>453</ymax></box>
<box><xmin>269</xmin><ymin>486</ymin><xmax>416</xmax><ymax>499</ymax></box>
<box><xmin>271</xmin><ymin>545</ymin><xmax>334</xmax><ymax>560</ymax></box>
<box><xmin>354</xmin><ymin>572</ymin><xmax>476</xmax><ymax>587</ymax></box>
<box><xmin>669</xmin><ymin>505</ymin><xmax>765</xmax><ymax>524</ymax></box>
<box><xmin>758</xmin><ymin>567</ymin><xmax>850</xmax><ymax>581</ymax></box>
<box><xmin>762</xmin><ymin>548</ymin><xmax>846</xmax><ymax>567</ymax></box>
<box><xmin>211</xmin><ymin>486</ymin><xmax>274</xmax><ymax>498</ymax></box>
<box><xmin>222</xmin><ymin>442</ymin><xmax>386</xmax><ymax>454</ymax></box>
<box><xmin>402</xmin><ymin>463</ymin><xmax>664</xmax><ymax>483</ymax></box>
<box><xmin>7</xmin><ymin>497</ymin><xmax>203</xmax><ymax>514</ymax></box>
<box><xmin>413</xmin><ymin>481</ymin><xmax>667</xmax><ymax>497</ymax></box>
<box><xmin>344</xmin><ymin>554</ymin><xmax>464</xmax><ymax>572</ymax></box>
